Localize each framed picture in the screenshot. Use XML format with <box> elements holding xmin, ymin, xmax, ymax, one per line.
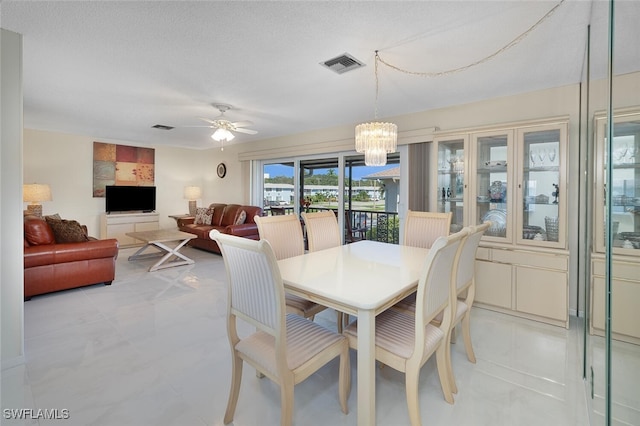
<box><xmin>217</xmin><ymin>163</ymin><xmax>227</xmax><ymax>178</ymax></box>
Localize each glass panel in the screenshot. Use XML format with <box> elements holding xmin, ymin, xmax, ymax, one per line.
<box><xmin>263</xmin><ymin>161</ymin><xmax>294</xmax><ymax>215</ymax></box>
<box><xmin>437</xmin><ymin>139</ymin><xmax>465</xmax><ymax>233</ymax></box>
<box><xmin>609</xmin><ymin>120</ymin><xmax>640</xmax><ymax>250</ymax></box>
<box><xmin>476</xmin><ymin>134</ymin><xmax>508</xmax><ymax>238</ymax></box>
<box><xmin>343</xmin><ymin>154</ymin><xmax>400</xmax><ymax>244</ymax></box>
<box><xmin>300</xmin><ymin>158</ymin><xmax>339</xmax><ymax>215</ymax></box>
<box><xmin>522</xmin><ymin>129</ymin><xmax>561</xmax><ymax>242</ymax></box>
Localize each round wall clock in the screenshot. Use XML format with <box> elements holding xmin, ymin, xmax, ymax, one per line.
<box><xmin>217</xmin><ymin>162</ymin><xmax>227</xmax><ymax>178</ymax></box>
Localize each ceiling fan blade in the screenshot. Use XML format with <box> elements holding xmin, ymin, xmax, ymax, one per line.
<box><xmin>198</xmin><ymin>117</ymin><xmax>218</xmax><ymax>125</ymax></box>
<box><xmin>181</xmin><ymin>125</ymin><xmax>215</xmax><ymax>128</ymax></box>
<box><xmin>231</xmin><ymin>120</ymin><xmax>254</xmax><ymax>128</ymax></box>
<box><xmin>234</xmin><ymin>127</ymin><xmax>258</xmax><ymax>135</ymax></box>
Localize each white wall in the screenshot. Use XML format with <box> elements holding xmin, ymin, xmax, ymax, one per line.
<box><xmin>1</xmin><ymin>29</ymin><xmax>25</xmax><ymax>370</ymax></box>
<box><xmin>23</xmin><ymin>130</ymin><xmax>249</xmax><ymax>234</ymax></box>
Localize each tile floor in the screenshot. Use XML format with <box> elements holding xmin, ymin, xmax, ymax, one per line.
<box><xmin>3</xmin><ymin>245</ymin><xmax>594</xmax><ymax>425</ymax></box>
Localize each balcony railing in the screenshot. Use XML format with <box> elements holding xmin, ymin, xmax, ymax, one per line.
<box><xmin>265</xmin><ymin>206</ymin><xmax>399</xmax><ymax>244</ymax></box>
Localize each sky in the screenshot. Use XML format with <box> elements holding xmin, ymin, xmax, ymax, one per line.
<box><xmin>264</xmin><ymin>163</ymin><xmax>397</xmax><ymax>181</ymax></box>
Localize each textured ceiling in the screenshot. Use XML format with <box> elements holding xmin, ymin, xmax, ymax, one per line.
<box><xmin>1</xmin><ymin>1</ymin><xmax>639</xmax><ymax>150</ymax></box>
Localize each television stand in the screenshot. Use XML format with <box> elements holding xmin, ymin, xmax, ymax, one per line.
<box><xmin>100</xmin><ymin>212</ymin><xmax>160</xmax><ymax>248</ymax></box>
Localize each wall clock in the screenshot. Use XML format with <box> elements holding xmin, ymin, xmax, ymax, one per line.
<box><xmin>217</xmin><ymin>163</ymin><xmax>227</xmax><ymax>178</ymax></box>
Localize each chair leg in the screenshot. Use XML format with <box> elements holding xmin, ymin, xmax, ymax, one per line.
<box><xmin>336</xmin><ymin>311</ymin><xmax>344</xmax><ymax>334</ymax></box>
<box><xmin>446</xmin><ymin>333</ymin><xmax>458</xmax><ymax>394</ymax></box>
<box><xmin>405</xmin><ymin>362</ymin><xmax>422</xmax><ymax>426</ymax></box>
<box><xmin>461</xmin><ymin>313</ymin><xmax>476</xmax><ymax>363</ymax></box>
<box><xmin>280</xmin><ymin>376</ymin><xmax>295</xmax><ymax>426</ymax></box>
<box><xmin>450</xmin><ymin>324</ymin><xmax>458</xmax><ymax>343</ymax></box>
<box><xmin>224</xmin><ymin>352</ymin><xmax>244</xmax><ymax>424</ymax></box>
<box><xmin>436</xmin><ymin>343</ymin><xmax>454</xmax><ymax>404</ymax></box>
<box><xmin>338</xmin><ymin>342</ymin><xmax>351</xmax><ymax>414</ymax></box>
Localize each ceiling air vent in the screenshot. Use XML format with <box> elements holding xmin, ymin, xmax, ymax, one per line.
<box><xmin>320</xmin><ymin>53</ymin><xmax>365</xmax><ymax>74</ymax></box>
<box><xmin>152</xmin><ymin>124</ymin><xmax>174</xmax><ymax>130</ymax></box>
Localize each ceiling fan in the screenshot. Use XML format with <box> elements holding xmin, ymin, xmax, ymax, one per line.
<box><xmin>189</xmin><ymin>104</ymin><xmax>258</xmax><ymax>150</ymax></box>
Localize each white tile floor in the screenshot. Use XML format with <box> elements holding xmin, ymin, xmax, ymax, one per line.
<box><xmin>3</xmin><ymin>245</ymin><xmax>593</xmax><ymax>425</ymax></box>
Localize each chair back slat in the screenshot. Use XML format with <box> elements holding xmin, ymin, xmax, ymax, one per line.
<box><xmin>302</xmin><ymin>211</ymin><xmax>341</xmax><ymax>252</ymax></box>
<box><xmin>213</xmin><ymin>231</ymin><xmax>285</xmax><ymax>336</ymax></box>
<box><xmin>411</xmin><ymin>230</ymin><xmax>465</xmax><ymax>358</ymax></box>
<box><xmin>255</xmin><ymin>214</ymin><xmax>304</xmax><ymax>260</ymax></box>
<box><xmin>456</xmin><ymin>222</ymin><xmax>490</xmax><ymax>292</ymax></box>
<box><xmin>404</xmin><ymin>210</ymin><xmax>452</xmax><ymax>249</ymax></box>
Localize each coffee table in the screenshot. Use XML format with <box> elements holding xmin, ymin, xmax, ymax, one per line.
<box><xmin>126</xmin><ymin>229</ymin><xmax>197</xmax><ymax>271</ymax></box>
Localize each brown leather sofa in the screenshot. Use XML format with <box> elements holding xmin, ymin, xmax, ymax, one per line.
<box><xmin>23</xmin><ymin>216</ymin><xmax>119</xmax><ymax>300</ymax></box>
<box><xmin>178</xmin><ymin>203</ymin><xmax>262</xmax><ymax>254</ymax></box>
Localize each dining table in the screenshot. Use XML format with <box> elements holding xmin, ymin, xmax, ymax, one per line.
<box><xmin>277</xmin><ymin>240</ymin><xmax>430</xmax><ymax>426</ymax></box>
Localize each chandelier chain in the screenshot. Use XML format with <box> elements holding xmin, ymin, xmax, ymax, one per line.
<box><xmin>376</xmin><ymin>0</ymin><xmax>565</xmax><ymax>78</ymax></box>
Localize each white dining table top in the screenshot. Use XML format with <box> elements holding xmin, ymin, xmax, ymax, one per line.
<box><xmin>277</xmin><ymin>240</ymin><xmax>429</xmax><ymax>311</ymax></box>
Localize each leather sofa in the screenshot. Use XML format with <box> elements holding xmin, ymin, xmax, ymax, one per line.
<box><xmin>24</xmin><ymin>216</ymin><xmax>119</xmax><ymax>300</ymax></box>
<box><xmin>178</xmin><ymin>203</ymin><xmax>262</xmax><ymax>254</ymax></box>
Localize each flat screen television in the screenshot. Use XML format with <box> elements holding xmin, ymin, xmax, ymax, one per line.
<box><xmin>105</xmin><ymin>185</ymin><xmax>156</xmax><ymax>213</ymax></box>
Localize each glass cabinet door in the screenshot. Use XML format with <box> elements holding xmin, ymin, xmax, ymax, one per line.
<box><xmin>595</xmin><ymin>112</ymin><xmax>640</xmax><ymax>254</ymax></box>
<box><xmin>435</xmin><ymin>136</ymin><xmax>466</xmax><ymax>233</ymax></box>
<box><xmin>472</xmin><ymin>130</ymin><xmax>513</xmax><ymax>241</ymax></box>
<box><xmin>517</xmin><ymin>124</ymin><xmax>567</xmax><ymax>247</ymax></box>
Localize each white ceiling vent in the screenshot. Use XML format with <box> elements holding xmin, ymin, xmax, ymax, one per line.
<box><xmin>320</xmin><ymin>53</ymin><xmax>365</xmax><ymax>74</ymax></box>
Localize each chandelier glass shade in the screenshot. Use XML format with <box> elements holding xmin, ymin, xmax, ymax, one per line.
<box><xmin>355</xmin><ymin>122</ymin><xmax>398</xmax><ymax>166</ymax></box>
<box><xmin>355</xmin><ymin>51</ymin><xmax>398</xmax><ymax>166</ymax></box>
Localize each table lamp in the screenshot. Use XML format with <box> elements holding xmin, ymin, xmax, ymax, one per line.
<box><xmin>23</xmin><ymin>183</ymin><xmax>52</xmax><ymax>218</ymax></box>
<box><xmin>184</xmin><ymin>186</ymin><xmax>202</xmax><ymax>216</ymax></box>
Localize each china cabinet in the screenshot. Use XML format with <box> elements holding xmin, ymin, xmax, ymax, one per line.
<box><xmin>432</xmin><ymin>118</ymin><xmax>569</xmax><ymax>327</ymax></box>
<box><xmin>590</xmin><ymin>110</ymin><xmax>640</xmax><ymax>343</ymax></box>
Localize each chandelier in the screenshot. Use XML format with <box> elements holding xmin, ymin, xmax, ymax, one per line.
<box><xmin>355</xmin><ymin>51</ymin><xmax>397</xmax><ymax>166</ymax></box>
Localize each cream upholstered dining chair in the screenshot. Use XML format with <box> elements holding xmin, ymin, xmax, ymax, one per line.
<box><xmin>343</xmin><ymin>231</ymin><xmax>466</xmax><ymax>424</ymax></box>
<box><xmin>403</xmin><ymin>210</ymin><xmax>452</xmax><ymax>249</ymax></box>
<box><xmin>394</xmin><ymin>222</ymin><xmax>489</xmax><ymax>396</ymax></box>
<box><xmin>301</xmin><ymin>210</ymin><xmax>346</xmax><ymax>332</ymax></box>
<box><xmin>211</xmin><ymin>231</ymin><xmax>350</xmax><ymax>426</ymax></box>
<box><xmin>254</xmin><ymin>214</ymin><xmax>327</xmax><ymax>319</ymax></box>
<box><xmin>301</xmin><ymin>210</ymin><xmax>341</xmax><ymax>251</ymax></box>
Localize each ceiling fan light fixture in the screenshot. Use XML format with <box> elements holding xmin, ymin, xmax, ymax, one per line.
<box><xmin>211</xmin><ymin>128</ymin><xmax>235</xmax><ymax>142</ymax></box>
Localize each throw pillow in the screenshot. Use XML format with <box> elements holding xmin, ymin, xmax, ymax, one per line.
<box><xmin>195</xmin><ymin>207</ymin><xmax>213</xmax><ymax>225</ymax></box>
<box><xmin>234</xmin><ymin>209</ymin><xmax>246</xmax><ymax>225</ymax></box>
<box><xmin>24</xmin><ymin>217</ymin><xmax>56</xmax><ymax>245</ymax></box>
<box><xmin>45</xmin><ymin>217</ymin><xmax>89</xmax><ymax>243</ymax></box>
<box><xmin>44</xmin><ymin>213</ymin><xmax>62</xmax><ymax>221</ymax></box>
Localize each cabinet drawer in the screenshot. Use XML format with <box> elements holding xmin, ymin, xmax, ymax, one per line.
<box><xmin>135</xmin><ymin>221</ymin><xmax>159</xmax><ymax>232</ymax></box>
<box><xmin>592</xmin><ymin>259</ymin><xmax>640</xmax><ymax>281</ymax></box>
<box><xmin>592</xmin><ymin>276</ymin><xmax>640</xmax><ymax>338</ymax></box>
<box><xmin>475</xmin><ymin>260</ymin><xmax>512</xmax><ymax>309</ymax></box>
<box><xmin>515</xmin><ymin>266</ymin><xmax>567</xmax><ymax>321</ymax></box>
<box><xmin>491</xmin><ymin>249</ymin><xmax>567</xmax><ymax>270</ymax></box>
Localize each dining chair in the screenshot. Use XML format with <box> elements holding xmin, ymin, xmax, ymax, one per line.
<box><xmin>301</xmin><ymin>210</ymin><xmax>346</xmax><ymax>332</ymax></box>
<box><xmin>343</xmin><ymin>231</ymin><xmax>465</xmax><ymax>424</ymax></box>
<box><xmin>394</xmin><ymin>222</ymin><xmax>489</xmax><ymax>396</ymax></box>
<box><xmin>254</xmin><ymin>214</ymin><xmax>327</xmax><ymax>319</ymax></box>
<box><xmin>403</xmin><ymin>210</ymin><xmax>452</xmax><ymax>249</ymax></box>
<box><xmin>211</xmin><ymin>231</ymin><xmax>351</xmax><ymax>426</ymax></box>
<box><xmin>344</xmin><ymin>210</ymin><xmax>366</xmax><ymax>243</ymax></box>
<box><xmin>301</xmin><ymin>210</ymin><xmax>341</xmax><ymax>251</ymax></box>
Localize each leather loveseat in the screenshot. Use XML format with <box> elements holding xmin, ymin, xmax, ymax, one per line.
<box><xmin>24</xmin><ymin>216</ymin><xmax>119</xmax><ymax>300</ymax></box>
<box><xmin>178</xmin><ymin>203</ymin><xmax>262</xmax><ymax>254</ymax></box>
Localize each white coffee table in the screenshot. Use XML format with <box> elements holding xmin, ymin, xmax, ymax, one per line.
<box><xmin>126</xmin><ymin>229</ymin><xmax>196</xmax><ymax>271</ymax></box>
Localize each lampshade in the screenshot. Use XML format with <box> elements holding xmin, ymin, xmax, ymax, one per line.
<box><xmin>211</xmin><ymin>128</ymin><xmax>235</xmax><ymax>142</ymax></box>
<box><xmin>183</xmin><ymin>186</ymin><xmax>202</xmax><ymax>200</ymax></box>
<box><xmin>355</xmin><ymin>122</ymin><xmax>398</xmax><ymax>166</ymax></box>
<box><xmin>23</xmin><ymin>184</ymin><xmax>52</xmax><ymax>203</ymax></box>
